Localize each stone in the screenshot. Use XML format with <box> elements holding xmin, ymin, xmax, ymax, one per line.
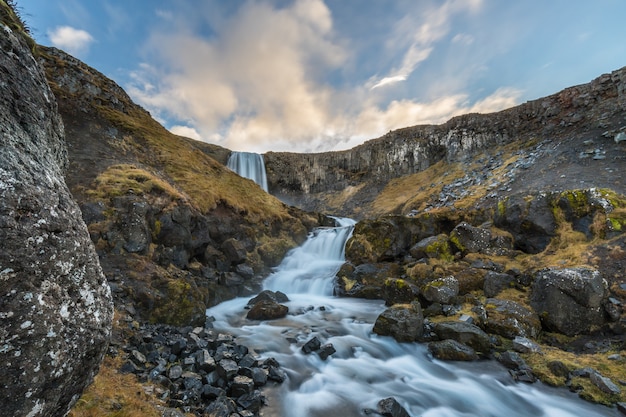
<box><xmin>195</xmin><ymin>349</ymin><xmax>216</xmax><ymax>372</ymax></box>
<box><xmin>422</xmin><ymin>276</ymin><xmax>459</xmax><ymax>304</ymax></box>
<box><xmin>512</xmin><ymin>337</ymin><xmax>542</xmax><ymax>354</ymax></box>
<box><xmin>497</xmin><ymin>351</ymin><xmax>529</xmax><ymax>370</ymax></box>
<box><xmin>0</xmin><ymin>19</ymin><xmax>113</xmax><ymax>417</ymax></box>
<box><xmin>168</xmin><ymin>365</ymin><xmax>183</xmax><ymax>380</ymax></box>
<box><xmin>484</xmin><ymin>298</ymin><xmax>541</xmax><ymax>339</ymax></box>
<box><xmin>204</xmin><ymin>396</ymin><xmax>237</xmax><ymax>417</ymax></box>
<box><xmin>302</xmin><ymin>336</ymin><xmax>322</xmax><ymax>354</ymax></box>
<box><xmin>530</xmin><ymin>267</ymin><xmax>608</xmax><ymax>336</ymax></box>
<box><xmin>483</xmin><ymin>271</ymin><xmax>516</xmax><ymax>297</ymax></box>
<box><xmin>318</xmin><ymin>343</ymin><xmax>337</xmax><ymax>360</ymax></box>
<box><xmin>217</xmin><ymin>359</ymin><xmax>239</xmax><ymax>381</ymax></box>
<box><xmin>222</xmin><ymin>238</ymin><xmax>248</xmax><ymax>264</ymax></box>
<box><xmin>590</xmin><ymin>371</ymin><xmax>621</xmax><ymax>395</ymax></box>
<box><xmin>382</xmin><ymin>278</ymin><xmax>420</xmax><ymax>306</ymax></box>
<box><xmin>230</xmin><ymin>375</ymin><xmax>254</xmax><ymax>397</ymax></box>
<box><xmin>410</xmin><ymin>234</ymin><xmax>452</xmax><ymax>260</ymax></box>
<box><xmin>449</xmin><ymin>222</ymin><xmax>491</xmax><ymax>254</ymax></box>
<box><xmin>246</xmin><ymin>300</ymin><xmax>288</xmax><ymax>320</ymax></box>
<box><xmin>377</xmin><ymin>397</ymin><xmax>411</xmax><ymax>417</ymax></box>
<box><xmin>433</xmin><ymin>321</ymin><xmax>491</xmax><ymax>354</ymax></box>
<box><xmin>247</xmin><ymin>290</ymin><xmax>289</xmax><ymax>306</ymax></box>
<box><xmin>373</xmin><ymin>302</ymin><xmax>424</xmax><ymax>342</ymax></box>
<box><xmin>428</xmin><ymin>339</ymin><xmax>478</xmax><ymax>361</ymax></box>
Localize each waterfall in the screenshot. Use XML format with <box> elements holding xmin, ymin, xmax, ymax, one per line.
<box><xmin>206</xmin><ymin>219</ymin><xmax>615</xmax><ymax>417</ymax></box>
<box><xmin>227</xmin><ymin>151</ymin><xmax>269</xmax><ymax>192</ymax></box>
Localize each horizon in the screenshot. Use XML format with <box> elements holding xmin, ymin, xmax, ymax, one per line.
<box><xmin>20</xmin><ymin>0</ymin><xmax>626</xmax><ymax>153</ymax></box>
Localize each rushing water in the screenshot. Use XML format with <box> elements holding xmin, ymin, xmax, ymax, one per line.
<box><xmin>207</xmin><ymin>218</ymin><xmax>617</xmax><ymax>417</ymax></box>
<box><xmin>227</xmin><ymin>151</ymin><xmax>269</xmax><ymax>192</ymax></box>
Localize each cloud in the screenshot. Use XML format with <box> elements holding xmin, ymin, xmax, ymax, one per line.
<box><xmin>127</xmin><ymin>0</ymin><xmax>518</xmax><ymax>153</ymax></box>
<box><xmin>169</xmin><ymin>125</ymin><xmax>202</xmax><ymax>141</ymax></box>
<box><xmin>369</xmin><ymin>0</ymin><xmax>484</xmax><ymax>89</ymax></box>
<box><xmin>48</xmin><ymin>26</ymin><xmax>94</xmax><ymax>55</ymax></box>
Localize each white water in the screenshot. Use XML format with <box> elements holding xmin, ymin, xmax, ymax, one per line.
<box><xmin>227</xmin><ymin>151</ymin><xmax>269</xmax><ymax>192</ymax></box>
<box><xmin>207</xmin><ymin>219</ymin><xmax>617</xmax><ymax>417</ymax></box>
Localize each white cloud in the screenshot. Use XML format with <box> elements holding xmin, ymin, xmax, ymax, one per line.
<box><xmin>48</xmin><ymin>26</ymin><xmax>94</xmax><ymax>55</ymax></box>
<box><xmin>169</xmin><ymin>125</ymin><xmax>202</xmax><ymax>141</ymax></box>
<box><xmin>127</xmin><ymin>0</ymin><xmax>518</xmax><ymax>153</ymax></box>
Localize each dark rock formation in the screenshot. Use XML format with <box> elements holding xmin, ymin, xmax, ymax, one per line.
<box><xmin>432</xmin><ymin>321</ymin><xmax>491</xmax><ymax>354</ymax></box>
<box><xmin>0</xmin><ymin>21</ymin><xmax>113</xmax><ymax>417</ymax></box>
<box><xmin>530</xmin><ymin>267</ymin><xmax>608</xmax><ymax>336</ymax></box>
<box><xmin>428</xmin><ymin>339</ymin><xmax>478</xmax><ymax>361</ymax></box>
<box><xmin>373</xmin><ymin>302</ymin><xmax>424</xmax><ymax>342</ymax></box>
<box><xmin>484</xmin><ymin>299</ymin><xmax>541</xmax><ymax>339</ymax></box>
<box><xmin>377</xmin><ymin>397</ymin><xmax>411</xmax><ymax>417</ymax></box>
<box><xmin>381</xmin><ymin>278</ymin><xmax>420</xmax><ymax>306</ymax></box>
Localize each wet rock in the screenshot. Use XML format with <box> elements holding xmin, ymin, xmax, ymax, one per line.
<box><xmin>373</xmin><ymin>302</ymin><xmax>424</xmax><ymax>342</ymax></box>
<box><xmin>530</xmin><ymin>267</ymin><xmax>608</xmax><ymax>336</ymax></box>
<box><xmin>433</xmin><ymin>321</ymin><xmax>491</xmax><ymax>354</ymax></box>
<box><xmin>247</xmin><ymin>290</ymin><xmax>289</xmax><ymax>306</ymax></box>
<box><xmin>382</xmin><ymin>278</ymin><xmax>420</xmax><ymax>306</ymax></box>
<box><xmin>0</xmin><ymin>21</ymin><xmax>113</xmax><ymax>417</ymax></box>
<box><xmin>335</xmin><ymin>262</ymin><xmax>403</xmax><ymax>299</ymax></box>
<box><xmin>302</xmin><ymin>336</ymin><xmax>322</xmax><ymax>354</ymax></box>
<box><xmin>246</xmin><ymin>300</ymin><xmax>288</xmax><ymax>320</ymax></box>
<box><xmin>428</xmin><ymin>339</ymin><xmax>478</xmax><ymax>361</ymax></box>
<box><xmin>497</xmin><ymin>351</ymin><xmax>529</xmax><ymax>371</ymax></box>
<box><xmin>318</xmin><ymin>343</ymin><xmax>337</xmax><ymax>360</ymax></box>
<box><xmin>422</xmin><ymin>276</ymin><xmax>459</xmax><ymax>304</ymax></box>
<box><xmin>512</xmin><ymin>337</ymin><xmax>542</xmax><ymax>354</ymax></box>
<box><xmin>377</xmin><ymin>397</ymin><xmax>411</xmax><ymax>417</ymax></box>
<box><xmin>204</xmin><ymin>396</ymin><xmax>237</xmax><ymax>417</ymax></box>
<box><xmin>484</xmin><ymin>298</ymin><xmax>541</xmax><ymax>339</ymax></box>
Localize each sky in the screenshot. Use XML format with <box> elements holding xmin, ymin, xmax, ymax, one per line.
<box><xmin>19</xmin><ymin>0</ymin><xmax>626</xmax><ymax>153</ymax></box>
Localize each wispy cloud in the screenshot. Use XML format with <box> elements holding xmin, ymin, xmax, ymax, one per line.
<box><xmin>48</xmin><ymin>26</ymin><xmax>94</xmax><ymax>55</ymax></box>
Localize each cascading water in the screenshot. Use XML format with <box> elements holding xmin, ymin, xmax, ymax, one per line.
<box><xmin>207</xmin><ymin>219</ymin><xmax>617</xmax><ymax>417</ymax></box>
<box><xmin>227</xmin><ymin>151</ymin><xmax>269</xmax><ymax>192</ymax></box>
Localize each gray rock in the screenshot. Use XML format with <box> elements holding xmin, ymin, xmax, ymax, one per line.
<box><xmin>422</xmin><ymin>276</ymin><xmax>459</xmax><ymax>304</ymax></box>
<box><xmin>373</xmin><ymin>302</ymin><xmax>424</xmax><ymax>342</ymax></box>
<box><xmin>483</xmin><ymin>271</ymin><xmax>516</xmax><ymax>297</ymax></box>
<box><xmin>433</xmin><ymin>321</ymin><xmax>491</xmax><ymax>354</ymax></box>
<box><xmin>512</xmin><ymin>337</ymin><xmax>542</xmax><ymax>353</ymax></box>
<box><xmin>377</xmin><ymin>397</ymin><xmax>411</xmax><ymax>417</ymax></box>
<box><xmin>382</xmin><ymin>278</ymin><xmax>420</xmax><ymax>306</ymax></box>
<box><xmin>484</xmin><ymin>298</ymin><xmax>541</xmax><ymax>338</ymax></box>
<box><xmin>590</xmin><ymin>371</ymin><xmax>621</xmax><ymax>395</ymax></box>
<box><xmin>530</xmin><ymin>267</ymin><xmax>608</xmax><ymax>336</ymax></box>
<box><xmin>246</xmin><ymin>300</ymin><xmax>288</xmax><ymax>320</ymax></box>
<box><xmin>428</xmin><ymin>339</ymin><xmax>478</xmax><ymax>361</ymax></box>
<box><xmin>410</xmin><ymin>234</ymin><xmax>451</xmax><ymax>260</ymax></box>
<box><xmin>0</xmin><ymin>21</ymin><xmax>113</xmax><ymax>417</ymax></box>
<box><xmin>450</xmin><ymin>222</ymin><xmax>491</xmax><ymax>254</ymax></box>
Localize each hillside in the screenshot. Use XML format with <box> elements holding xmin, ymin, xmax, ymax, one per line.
<box><xmin>264</xmin><ymin>66</ymin><xmax>626</xmax><ymax>219</ymax></box>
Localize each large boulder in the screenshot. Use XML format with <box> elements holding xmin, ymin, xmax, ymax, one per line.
<box><xmin>484</xmin><ymin>299</ymin><xmax>541</xmax><ymax>339</ymax></box>
<box><xmin>335</xmin><ymin>262</ymin><xmax>403</xmax><ymax>299</ymax></box>
<box><xmin>0</xmin><ymin>22</ymin><xmax>113</xmax><ymax>417</ymax></box>
<box><xmin>421</xmin><ymin>276</ymin><xmax>459</xmax><ymax>304</ymax></box>
<box><xmin>433</xmin><ymin>321</ymin><xmax>491</xmax><ymax>354</ymax></box>
<box><xmin>449</xmin><ymin>222</ymin><xmax>491</xmax><ymax>254</ymax></box>
<box><xmin>409</xmin><ymin>234</ymin><xmax>453</xmax><ymax>261</ymax></box>
<box><xmin>530</xmin><ymin>267</ymin><xmax>608</xmax><ymax>336</ymax></box>
<box><xmin>428</xmin><ymin>339</ymin><xmax>478</xmax><ymax>361</ymax></box>
<box><xmin>381</xmin><ymin>278</ymin><xmax>420</xmax><ymax>306</ymax></box>
<box><xmin>373</xmin><ymin>302</ymin><xmax>424</xmax><ymax>342</ymax></box>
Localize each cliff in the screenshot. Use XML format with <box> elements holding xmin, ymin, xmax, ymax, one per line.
<box><xmin>0</xmin><ymin>3</ymin><xmax>113</xmax><ymax>416</ymax></box>
<box><xmin>265</xmin><ymin>66</ymin><xmax>626</xmax><ymax>218</ymax></box>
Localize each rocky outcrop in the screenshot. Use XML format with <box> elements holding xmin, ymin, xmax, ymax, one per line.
<box><xmin>264</xmin><ymin>66</ymin><xmax>626</xmax><ymax>217</ymax></box>
<box><xmin>0</xmin><ymin>20</ymin><xmax>113</xmax><ymax>417</ymax></box>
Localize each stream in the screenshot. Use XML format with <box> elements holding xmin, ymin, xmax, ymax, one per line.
<box><xmin>206</xmin><ymin>218</ymin><xmax>617</xmax><ymax>416</ymax></box>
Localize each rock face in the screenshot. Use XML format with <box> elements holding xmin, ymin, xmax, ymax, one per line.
<box><xmin>530</xmin><ymin>267</ymin><xmax>608</xmax><ymax>336</ymax></box>
<box><xmin>0</xmin><ymin>23</ymin><xmax>113</xmax><ymax>417</ymax></box>
<box><xmin>264</xmin><ymin>66</ymin><xmax>626</xmax><ymax>217</ymax></box>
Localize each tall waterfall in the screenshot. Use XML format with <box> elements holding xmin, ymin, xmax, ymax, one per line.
<box><xmin>226</xmin><ymin>151</ymin><xmax>268</xmax><ymax>192</ymax></box>
<box><xmin>207</xmin><ymin>219</ymin><xmax>616</xmax><ymax>417</ymax></box>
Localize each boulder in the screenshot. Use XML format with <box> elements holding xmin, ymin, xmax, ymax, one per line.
<box><xmin>247</xmin><ymin>290</ymin><xmax>289</xmax><ymax>306</ymax></box>
<box><xmin>382</xmin><ymin>278</ymin><xmax>420</xmax><ymax>306</ymax></box>
<box><xmin>0</xmin><ymin>21</ymin><xmax>113</xmax><ymax>417</ymax></box>
<box><xmin>377</xmin><ymin>397</ymin><xmax>411</xmax><ymax>417</ymax></box>
<box><xmin>221</xmin><ymin>238</ymin><xmax>247</xmax><ymax>264</ymax></box>
<box><xmin>428</xmin><ymin>339</ymin><xmax>478</xmax><ymax>361</ymax></box>
<box><xmin>373</xmin><ymin>302</ymin><xmax>424</xmax><ymax>342</ymax></box>
<box><xmin>484</xmin><ymin>299</ymin><xmax>541</xmax><ymax>339</ymax></box>
<box><xmin>483</xmin><ymin>271</ymin><xmax>516</xmax><ymax>297</ymax></box>
<box><xmin>422</xmin><ymin>276</ymin><xmax>459</xmax><ymax>304</ymax></box>
<box><xmin>409</xmin><ymin>234</ymin><xmax>453</xmax><ymax>261</ymax></box>
<box><xmin>433</xmin><ymin>321</ymin><xmax>491</xmax><ymax>354</ymax></box>
<box><xmin>530</xmin><ymin>267</ymin><xmax>608</xmax><ymax>336</ymax></box>
<box><xmin>449</xmin><ymin>222</ymin><xmax>491</xmax><ymax>254</ymax></box>
<box><xmin>246</xmin><ymin>300</ymin><xmax>288</xmax><ymax>320</ymax></box>
<box><xmin>335</xmin><ymin>262</ymin><xmax>403</xmax><ymax>299</ymax></box>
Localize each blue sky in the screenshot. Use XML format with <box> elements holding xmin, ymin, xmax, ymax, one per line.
<box><xmin>19</xmin><ymin>0</ymin><xmax>626</xmax><ymax>153</ymax></box>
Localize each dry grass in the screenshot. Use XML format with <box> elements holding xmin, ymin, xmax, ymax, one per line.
<box><xmin>68</xmin><ymin>355</ymin><xmax>162</xmax><ymax>417</ymax></box>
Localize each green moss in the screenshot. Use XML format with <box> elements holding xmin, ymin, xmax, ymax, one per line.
<box><xmin>425</xmin><ymin>238</ymin><xmax>454</xmax><ymax>262</ymax></box>
<box><xmin>497</xmin><ymin>199</ymin><xmax>507</xmax><ymax>217</ymax></box>
<box><xmin>151</xmin><ymin>219</ymin><xmax>162</xmax><ymax>240</ymax></box>
<box><xmin>149</xmin><ymin>280</ymin><xmax>199</xmax><ymax>326</ymax></box>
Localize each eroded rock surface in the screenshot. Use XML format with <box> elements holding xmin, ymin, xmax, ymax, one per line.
<box><xmin>0</xmin><ymin>24</ymin><xmax>113</xmax><ymax>417</ymax></box>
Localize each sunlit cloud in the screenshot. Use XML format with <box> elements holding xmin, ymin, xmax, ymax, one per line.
<box><xmin>48</xmin><ymin>26</ymin><xmax>94</xmax><ymax>55</ymax></box>
<box><xmin>169</xmin><ymin>125</ymin><xmax>202</xmax><ymax>141</ymax></box>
